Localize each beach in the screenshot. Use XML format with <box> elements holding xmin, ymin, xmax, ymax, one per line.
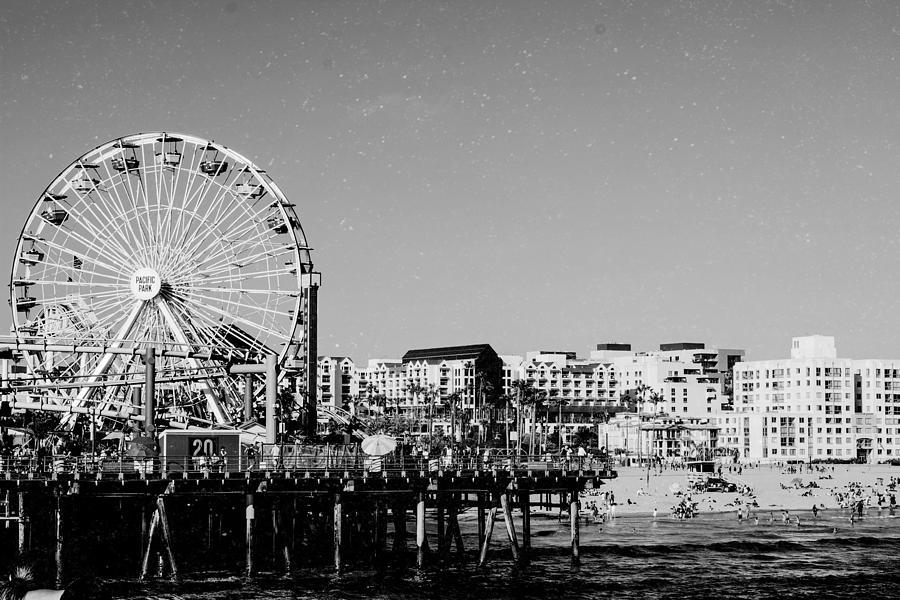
<box><xmin>585</xmin><ymin>463</ymin><xmax>900</xmax><ymax>518</ymax></box>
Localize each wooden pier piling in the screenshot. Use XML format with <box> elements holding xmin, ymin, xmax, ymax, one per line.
<box><xmin>416</xmin><ymin>492</ymin><xmax>427</xmax><ymax>569</ymax></box>
<box><xmin>519</xmin><ymin>490</ymin><xmax>531</xmax><ymax>561</ymax></box>
<box><xmin>477</xmin><ymin>496</ymin><xmax>498</xmax><ymax>568</ymax></box>
<box><xmin>54</xmin><ymin>495</ymin><xmax>64</xmax><ymax>588</ymax></box>
<box><xmin>476</xmin><ymin>491</ymin><xmax>486</xmax><ymax>545</ymax></box>
<box><xmin>245</xmin><ymin>492</ymin><xmax>255</xmax><ymax>578</ymax></box>
<box><xmin>570</xmin><ymin>496</ymin><xmax>580</xmax><ymax>564</ymax></box>
<box><xmin>17</xmin><ymin>491</ymin><xmax>27</xmax><ymax>555</ymax></box>
<box><xmin>334</xmin><ymin>492</ymin><xmax>343</xmax><ymax>572</ymax></box>
<box><xmin>500</xmin><ymin>489</ymin><xmax>520</xmax><ymax>565</ymax></box>
<box><xmin>156</xmin><ymin>496</ymin><xmax>179</xmax><ymax>580</ymax></box>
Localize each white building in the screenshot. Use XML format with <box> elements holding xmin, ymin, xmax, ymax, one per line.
<box><xmin>317</xmin><ymin>356</ymin><xmax>356</xmax><ymax>409</ymax></box>
<box><xmin>589</xmin><ymin>342</ymin><xmax>744</xmax><ymax>416</ymax></box>
<box><xmin>728</xmin><ymin>335</ymin><xmax>900</xmax><ymax>463</ymax></box>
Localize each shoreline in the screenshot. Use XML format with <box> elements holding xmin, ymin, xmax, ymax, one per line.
<box><xmin>582</xmin><ymin>463</ymin><xmax>900</xmax><ymax>518</ymax></box>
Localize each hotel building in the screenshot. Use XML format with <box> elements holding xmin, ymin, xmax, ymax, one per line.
<box><xmin>729</xmin><ymin>335</ymin><xmax>900</xmax><ymax>462</ymax></box>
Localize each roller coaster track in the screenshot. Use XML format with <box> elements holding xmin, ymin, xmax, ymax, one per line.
<box><xmin>317</xmin><ymin>403</ymin><xmax>373</xmax><ymax>440</ymax></box>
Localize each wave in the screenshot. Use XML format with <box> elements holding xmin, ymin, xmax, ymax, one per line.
<box><xmin>533</xmin><ymin>535</ymin><xmax>900</xmax><ymax>559</ymax></box>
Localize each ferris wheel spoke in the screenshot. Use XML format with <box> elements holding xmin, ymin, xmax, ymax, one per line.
<box><xmin>182</xmin><ymin>242</ymin><xmax>295</xmax><ymax>283</ymax></box>
<box><xmin>26</xmin><ymin>256</ymin><xmax>123</xmax><ymax>284</ymax></box>
<box><xmin>165</xmin><ymin>176</ymin><xmax>244</xmax><ymax>271</ymax></box>
<box><xmin>38</xmin><ymin>224</ymin><xmax>133</xmax><ymax>274</ymax></box>
<box><xmin>116</xmin><ymin>163</ymin><xmax>155</xmax><ymax>260</ymax></box>
<box><xmin>25</xmin><ymin>279</ymin><xmax>125</xmax><ymax>290</ymax></box>
<box><xmin>156</xmin><ymin>298</ymin><xmax>230</xmax><ymax>423</ymax></box>
<box><xmin>60</xmin><ymin>183</ymin><xmax>141</xmax><ymax>267</ymax></box>
<box><xmin>155</xmin><ymin>151</ymin><xmax>194</xmax><ymax>268</ymax></box>
<box><xmin>159</xmin><ymin>145</ymin><xmax>207</xmax><ymax>254</ymax></box>
<box><xmin>183</xmin><ymin>287</ymin><xmax>293</xmax><ymax>318</ymax></box>
<box><xmin>179</xmin><ymin>266</ymin><xmax>299</xmax><ymax>289</ymax></box>
<box><xmin>92</xmin><ymin>173</ymin><xmax>153</xmax><ymax>265</ymax></box>
<box><xmin>177</xmin><ymin>293</ymin><xmax>285</xmax><ymax>345</ymax></box>
<box><xmin>187</xmin><ymin>285</ymin><xmax>298</xmax><ymax>297</ymax></box>
<box><xmin>30</xmin><ymin>288</ymin><xmax>126</xmax><ymax>306</ymax></box>
<box><xmin>176</xmin><ymin>184</ymin><xmax>276</xmax><ymax>267</ymax></box>
<box><xmin>68</xmin><ymin>192</ymin><xmax>141</xmax><ymax>264</ymax></box>
<box><xmin>67</xmin><ymin>300</ymin><xmax>144</xmax><ymax>404</ymax></box>
<box><xmin>168</xmin><ymin>295</ymin><xmax>271</xmax><ymax>355</ymax></box>
<box><xmin>27</xmin><ymin>239</ymin><xmax>121</xmax><ymax>277</ymax></box>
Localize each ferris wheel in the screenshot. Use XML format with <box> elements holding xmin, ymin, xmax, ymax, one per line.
<box><xmin>9</xmin><ymin>132</ymin><xmax>315</xmax><ymax>428</ymax></box>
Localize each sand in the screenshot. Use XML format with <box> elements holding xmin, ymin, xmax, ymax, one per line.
<box><xmin>584</xmin><ymin>463</ymin><xmax>900</xmax><ymax>517</ymax></box>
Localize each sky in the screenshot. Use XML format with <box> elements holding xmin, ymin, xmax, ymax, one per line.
<box><xmin>1</xmin><ymin>0</ymin><xmax>899</xmax><ymax>363</ymax></box>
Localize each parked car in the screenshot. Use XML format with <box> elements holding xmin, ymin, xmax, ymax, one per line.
<box><xmin>703</xmin><ymin>477</ymin><xmax>737</xmax><ymax>493</ymax></box>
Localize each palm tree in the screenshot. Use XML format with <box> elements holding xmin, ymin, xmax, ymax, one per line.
<box><xmin>509</xmin><ymin>380</ymin><xmax>535</xmax><ymax>456</ymax></box>
<box><xmin>446</xmin><ymin>391</ymin><xmax>463</xmax><ymax>450</ymax></box>
<box><xmin>404</xmin><ymin>382</ymin><xmax>427</xmax><ymax>437</ymax></box>
<box><xmin>528</xmin><ymin>390</ymin><xmax>548</xmax><ymax>456</ymax></box>
<box><xmin>497</xmin><ymin>392</ymin><xmax>515</xmax><ymax>452</ymax></box>
<box><xmin>407</xmin><ymin>383</ymin><xmax>439</xmax><ymax>452</ymax></box>
<box><xmin>550</xmin><ymin>395</ymin><xmax>569</xmax><ymax>449</ymax></box>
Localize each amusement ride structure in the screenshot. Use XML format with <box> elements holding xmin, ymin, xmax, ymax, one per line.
<box><xmin>3</xmin><ymin>132</ymin><xmax>320</xmax><ymax>437</ymax></box>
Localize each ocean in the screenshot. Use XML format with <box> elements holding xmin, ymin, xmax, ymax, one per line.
<box><xmin>106</xmin><ymin>508</ymin><xmax>900</xmax><ymax>599</ymax></box>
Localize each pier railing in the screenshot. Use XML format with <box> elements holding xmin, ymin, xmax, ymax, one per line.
<box><xmin>1</xmin><ymin>450</ymin><xmax>612</xmax><ymax>479</ymax></box>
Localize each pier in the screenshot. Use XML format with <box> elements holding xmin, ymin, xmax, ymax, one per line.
<box><xmin>0</xmin><ymin>452</ymin><xmax>615</xmax><ymax>585</ymax></box>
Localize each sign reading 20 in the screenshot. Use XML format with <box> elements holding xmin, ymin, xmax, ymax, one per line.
<box><xmin>189</xmin><ymin>437</ymin><xmax>218</xmax><ymax>457</ymax></box>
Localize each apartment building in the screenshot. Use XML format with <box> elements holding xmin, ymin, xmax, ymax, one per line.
<box><xmin>588</xmin><ymin>342</ymin><xmax>744</xmax><ymax>416</ymax></box>
<box><xmin>357</xmin><ymin>358</ymin><xmax>404</xmax><ymax>409</ymax></box>
<box><xmin>316</xmin><ymin>356</ymin><xmax>355</xmax><ymax>408</ymax></box>
<box><xmin>729</xmin><ymin>335</ymin><xmax>900</xmax><ymax>463</ymax></box>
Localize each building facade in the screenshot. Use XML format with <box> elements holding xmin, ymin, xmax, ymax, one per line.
<box><xmin>728</xmin><ymin>335</ymin><xmax>900</xmax><ymax>463</ymax></box>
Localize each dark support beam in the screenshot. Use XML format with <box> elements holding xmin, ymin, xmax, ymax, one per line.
<box><xmin>54</xmin><ymin>495</ymin><xmax>64</xmax><ymax>588</ymax></box>
<box><xmin>477</xmin><ymin>497</ymin><xmax>498</xmax><ymax>568</ymax></box>
<box><xmin>520</xmin><ymin>490</ymin><xmax>531</xmax><ymax>562</ymax></box>
<box><xmin>17</xmin><ymin>491</ymin><xmax>27</xmax><ymax>556</ymax></box>
<box><xmin>140</xmin><ymin>507</ymin><xmax>160</xmax><ymax>580</ymax></box>
<box><xmin>140</xmin><ymin>502</ymin><xmax>151</xmax><ymax>571</ymax></box>
<box><xmin>243</xmin><ymin>374</ymin><xmax>254</xmax><ymax>423</ymax></box>
<box><xmin>265</xmin><ymin>355</ymin><xmax>277</xmax><ymax>444</ymax></box>
<box><xmin>476</xmin><ymin>491</ymin><xmax>486</xmax><ymax>546</ymax></box>
<box><xmin>304</xmin><ymin>277</ymin><xmax>319</xmax><ymax>438</ymax></box>
<box><xmin>156</xmin><ymin>496</ymin><xmax>179</xmax><ymax>581</ymax></box>
<box><xmin>500</xmin><ymin>490</ymin><xmax>520</xmax><ymax>565</ymax></box>
<box><xmin>416</xmin><ymin>492</ymin><xmax>427</xmax><ymax>569</ymax></box>
<box><xmin>570</xmin><ymin>495</ymin><xmax>580</xmax><ymax>565</ymax></box>
<box><xmin>392</xmin><ymin>499</ymin><xmax>408</xmax><ymax>558</ymax></box>
<box><xmin>437</xmin><ymin>496</ymin><xmax>446</xmax><ymax>559</ymax></box>
<box><xmin>448</xmin><ymin>494</ymin><xmax>465</xmax><ymax>560</ymax></box>
<box><xmin>143</xmin><ymin>347</ymin><xmax>156</xmax><ymax>437</ymax></box>
<box><xmin>334</xmin><ymin>492</ymin><xmax>343</xmax><ymax>572</ymax></box>
<box><xmin>245</xmin><ymin>493</ymin><xmax>255</xmax><ymax>578</ymax></box>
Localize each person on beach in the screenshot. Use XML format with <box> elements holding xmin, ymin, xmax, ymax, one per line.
<box><xmin>812</xmin><ymin>505</ymin><xmax>819</xmax><ymax>518</ymax></box>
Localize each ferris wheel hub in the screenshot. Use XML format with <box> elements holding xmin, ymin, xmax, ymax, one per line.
<box><xmin>130</xmin><ymin>267</ymin><xmax>161</xmax><ymax>301</ymax></box>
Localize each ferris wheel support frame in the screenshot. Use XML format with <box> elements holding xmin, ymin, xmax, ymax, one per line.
<box><xmin>156</xmin><ymin>298</ymin><xmax>227</xmax><ymax>424</ymax></box>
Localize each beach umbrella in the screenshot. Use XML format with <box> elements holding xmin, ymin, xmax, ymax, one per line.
<box><xmin>790</xmin><ymin>477</ymin><xmax>803</xmax><ymax>487</ymax></box>
<box><xmin>101</xmin><ymin>432</ymin><xmax>126</xmax><ymax>441</ymax></box>
<box><xmin>361</xmin><ymin>434</ymin><xmax>397</xmax><ymax>456</ymax></box>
